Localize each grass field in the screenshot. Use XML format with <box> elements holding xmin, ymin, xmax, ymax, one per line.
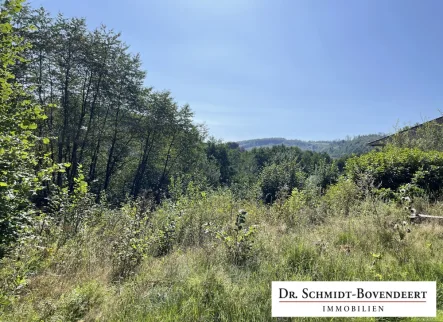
<box><xmin>2</xmin><ymin>188</ymin><xmax>443</xmax><ymax>321</ymax></box>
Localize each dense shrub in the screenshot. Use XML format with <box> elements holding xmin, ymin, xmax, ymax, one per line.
<box><xmin>346</xmin><ymin>147</ymin><xmax>443</xmax><ymax>195</ymax></box>
<box><xmin>258</xmin><ymin>163</ymin><xmax>290</xmax><ymax>203</ymax></box>
<box><xmin>282</xmin><ymin>188</ymin><xmax>307</xmax><ymax>215</ymax></box>
<box><xmin>258</xmin><ymin>162</ymin><xmax>306</xmax><ymax>203</ymax></box>
<box><xmin>323</xmin><ymin>178</ymin><xmax>360</xmax><ymax>216</ymax></box>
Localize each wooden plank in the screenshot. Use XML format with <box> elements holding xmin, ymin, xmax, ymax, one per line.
<box><xmin>410</xmin><ymin>214</ymin><xmax>443</xmax><ymax>220</ymax></box>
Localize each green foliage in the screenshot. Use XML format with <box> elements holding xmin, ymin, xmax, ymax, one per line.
<box><xmin>283</xmin><ymin>188</ymin><xmax>307</xmax><ymax>214</ymax></box>
<box><xmin>312</xmin><ymin>158</ymin><xmax>339</xmax><ymax>189</ymax></box>
<box><xmin>2</xmin><ymin>0</ymin><xmax>345</xmax><ymax>212</ymax></box>
<box><xmin>12</xmin><ymin>6</ymin><xmax>206</xmax><ymax>203</ymax></box>
<box><xmin>110</xmin><ymin>201</ymin><xmax>152</xmax><ymax>280</ymax></box>
<box><xmin>284</xmin><ymin>242</ymin><xmax>318</xmax><ymax>275</ymax></box>
<box><xmin>335</xmin><ymin>231</ymin><xmax>359</xmax><ymax>247</ymax></box>
<box><xmin>323</xmin><ymin>178</ymin><xmax>360</xmax><ymax>216</ymax></box>
<box><xmin>258</xmin><ymin>163</ymin><xmax>290</xmax><ymax>203</ymax></box>
<box><xmin>205</xmin><ymin>139</ymin><xmax>237</xmax><ymax>186</ymax></box>
<box><xmin>3</xmin><ymin>1</ymin><xmax>443</xmax><ymax>321</ymax></box>
<box><xmin>2</xmin><ymin>185</ymin><xmax>443</xmax><ymax>321</ymax></box>
<box><xmin>371</xmin><ymin>183</ymin><xmax>426</xmax><ymax>203</ymax></box>
<box><xmin>170</xmin><ymin>185</ymin><xmax>236</xmax><ymax>248</ymax></box>
<box><xmin>152</xmin><ymin>214</ymin><xmax>177</xmax><ymax>257</ymax></box>
<box><xmin>238</xmin><ymin>134</ymin><xmax>384</xmax><ymax>158</ymax></box>
<box><xmin>373</xmin><ymin>187</ymin><xmax>398</xmax><ymax>201</ymax></box>
<box><xmin>200</xmin><ymin>142</ymin><xmax>338</xmax><ymax>203</ymax></box>
<box><xmin>399</xmin><ymin>183</ymin><xmax>426</xmax><ymax>199</ymax></box>
<box><xmin>57</xmin><ymin>282</ymin><xmax>104</xmax><ymax>322</ymax></box>
<box><xmin>251</xmin><ymin>145</ymin><xmax>337</xmax><ymax>203</ymax></box>
<box><xmin>280</xmin><ymin>188</ymin><xmax>308</xmax><ymax>226</ymax></box>
<box><xmin>0</xmin><ymin>0</ymin><xmax>55</xmax><ymax>257</ymax></box>
<box><xmin>216</xmin><ymin>210</ymin><xmax>257</xmax><ymax>266</ymax></box>
<box><xmin>346</xmin><ymin>146</ymin><xmax>443</xmax><ymax>196</ymax></box>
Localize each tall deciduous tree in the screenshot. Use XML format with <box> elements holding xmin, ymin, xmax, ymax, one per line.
<box><xmin>0</xmin><ymin>0</ymin><xmax>53</xmax><ymax>257</ymax></box>
<box><xmin>12</xmin><ymin>6</ymin><xmax>207</xmax><ymax>202</ymax></box>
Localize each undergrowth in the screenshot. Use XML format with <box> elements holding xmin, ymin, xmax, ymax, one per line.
<box><xmin>1</xmin><ymin>187</ymin><xmax>443</xmax><ymax>322</ymax></box>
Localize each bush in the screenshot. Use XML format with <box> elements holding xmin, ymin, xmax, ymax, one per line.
<box><xmin>283</xmin><ymin>188</ymin><xmax>307</xmax><ymax>214</ymax></box>
<box><xmin>110</xmin><ymin>201</ymin><xmax>151</xmax><ymax>280</ymax></box>
<box><xmin>258</xmin><ymin>162</ymin><xmax>306</xmax><ymax>203</ymax></box>
<box><xmin>258</xmin><ymin>164</ymin><xmax>290</xmax><ymax>203</ymax></box>
<box><xmin>323</xmin><ymin>178</ymin><xmax>360</xmax><ymax>216</ymax></box>
<box><xmin>345</xmin><ymin>147</ymin><xmax>443</xmax><ymax>196</ymax></box>
<box><xmin>216</xmin><ymin>210</ymin><xmax>257</xmax><ymax>266</ymax></box>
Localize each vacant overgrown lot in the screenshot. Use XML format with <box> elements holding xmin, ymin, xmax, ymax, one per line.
<box><xmin>2</xmin><ymin>186</ymin><xmax>443</xmax><ymax>322</ymax></box>
<box><xmin>3</xmin><ymin>2</ymin><xmax>443</xmax><ymax>321</ymax></box>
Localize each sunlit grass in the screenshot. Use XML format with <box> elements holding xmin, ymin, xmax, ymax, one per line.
<box><xmin>1</xmin><ymin>190</ymin><xmax>443</xmax><ymax>321</ymax></box>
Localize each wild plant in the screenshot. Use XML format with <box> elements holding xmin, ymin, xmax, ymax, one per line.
<box><xmin>216</xmin><ymin>210</ymin><xmax>257</xmax><ymax>266</ymax></box>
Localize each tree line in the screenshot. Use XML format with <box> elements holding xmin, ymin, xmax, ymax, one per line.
<box><xmin>12</xmin><ymin>5</ymin><xmax>205</xmax><ymax>203</ymax></box>
<box><xmin>5</xmin><ymin>3</ymin><xmax>342</xmax><ymax>205</ymax></box>
<box><xmin>0</xmin><ymin>0</ymin><xmax>343</xmax><ymax>256</ymax></box>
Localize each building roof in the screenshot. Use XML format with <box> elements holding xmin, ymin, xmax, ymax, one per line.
<box><xmin>368</xmin><ymin>116</ymin><xmax>443</xmax><ymax>147</ymax></box>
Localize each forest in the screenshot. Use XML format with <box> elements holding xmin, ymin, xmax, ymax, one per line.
<box><xmin>237</xmin><ymin>134</ymin><xmax>385</xmax><ymax>158</ymax></box>
<box><xmin>2</xmin><ymin>1</ymin><xmax>443</xmax><ymax>321</ymax></box>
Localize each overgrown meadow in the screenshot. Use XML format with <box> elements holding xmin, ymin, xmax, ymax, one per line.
<box><xmin>3</xmin><ymin>181</ymin><xmax>443</xmax><ymax>321</ymax></box>
<box><xmin>2</xmin><ymin>1</ymin><xmax>443</xmax><ymax>321</ymax></box>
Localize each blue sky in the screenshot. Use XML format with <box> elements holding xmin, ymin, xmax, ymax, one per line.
<box><xmin>30</xmin><ymin>0</ymin><xmax>443</xmax><ymax>141</ymax></box>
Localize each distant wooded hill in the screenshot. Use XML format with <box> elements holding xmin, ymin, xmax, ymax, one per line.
<box><xmin>237</xmin><ymin>134</ymin><xmax>385</xmax><ymax>158</ymax></box>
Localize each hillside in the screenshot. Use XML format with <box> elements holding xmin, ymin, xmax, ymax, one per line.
<box><xmin>237</xmin><ymin>134</ymin><xmax>385</xmax><ymax>158</ymax></box>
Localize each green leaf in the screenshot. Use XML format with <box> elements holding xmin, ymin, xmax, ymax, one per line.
<box><xmin>0</xmin><ymin>182</ymin><xmax>8</xmax><ymax>187</ymax></box>
<box><xmin>28</xmin><ymin>123</ymin><xmax>37</xmax><ymax>130</ymax></box>
<box><xmin>42</xmin><ymin>138</ymin><xmax>50</xmax><ymax>144</ymax></box>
